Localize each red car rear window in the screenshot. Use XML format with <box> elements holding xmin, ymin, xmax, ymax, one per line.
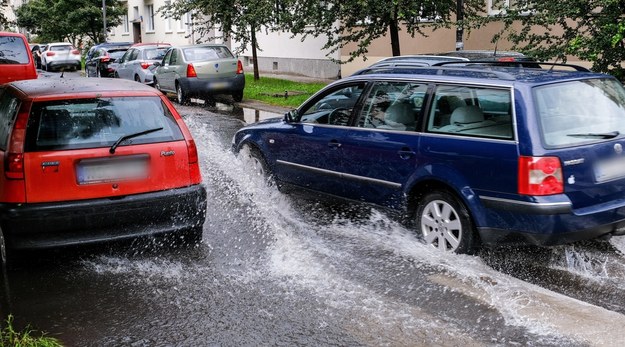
<box><xmin>24</xmin><ymin>96</ymin><xmax>184</xmax><ymax>151</ymax></box>
<box><xmin>0</xmin><ymin>36</ymin><xmax>30</xmax><ymax>64</ymax></box>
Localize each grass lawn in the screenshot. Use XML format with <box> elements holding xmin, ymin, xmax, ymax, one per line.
<box><xmin>243</xmin><ymin>74</ymin><xmax>329</xmax><ymax>108</ymax></box>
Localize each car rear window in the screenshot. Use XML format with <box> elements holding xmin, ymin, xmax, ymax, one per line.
<box><xmin>183</xmin><ymin>46</ymin><xmax>234</xmax><ymax>61</ymax></box>
<box><xmin>534</xmin><ymin>78</ymin><xmax>625</xmax><ymax>148</ymax></box>
<box><xmin>51</xmin><ymin>45</ymin><xmax>73</xmax><ymax>52</ymax></box>
<box><xmin>25</xmin><ymin>96</ymin><xmax>184</xmax><ymax>151</ymax></box>
<box><xmin>0</xmin><ymin>36</ymin><xmax>30</xmax><ymax>64</ymax></box>
<box><xmin>144</xmin><ymin>48</ymin><xmax>168</xmax><ymax>60</ymax></box>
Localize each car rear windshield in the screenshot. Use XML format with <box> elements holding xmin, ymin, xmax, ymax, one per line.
<box><xmin>0</xmin><ymin>36</ymin><xmax>30</xmax><ymax>64</ymax></box>
<box><xmin>51</xmin><ymin>45</ymin><xmax>73</xmax><ymax>52</ymax></box>
<box><xmin>534</xmin><ymin>78</ymin><xmax>625</xmax><ymax>148</ymax></box>
<box><xmin>183</xmin><ymin>46</ymin><xmax>234</xmax><ymax>62</ymax></box>
<box><xmin>144</xmin><ymin>47</ymin><xmax>168</xmax><ymax>60</ymax></box>
<box><xmin>25</xmin><ymin>96</ymin><xmax>184</xmax><ymax>151</ymax></box>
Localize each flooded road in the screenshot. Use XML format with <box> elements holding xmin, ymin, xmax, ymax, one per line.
<box><xmin>2</xmin><ymin>100</ymin><xmax>625</xmax><ymax>346</ymax></box>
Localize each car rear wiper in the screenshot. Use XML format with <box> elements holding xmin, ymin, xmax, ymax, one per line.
<box><xmin>110</xmin><ymin>127</ymin><xmax>163</xmax><ymax>154</ymax></box>
<box><xmin>566</xmin><ymin>131</ymin><xmax>620</xmax><ymax>139</ymax></box>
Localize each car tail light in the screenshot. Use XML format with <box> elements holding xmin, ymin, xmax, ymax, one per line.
<box><xmin>5</xmin><ymin>110</ymin><xmax>29</xmax><ymax>180</ymax></box>
<box><xmin>518</xmin><ymin>156</ymin><xmax>563</xmax><ymax>196</ymax></box>
<box><xmin>497</xmin><ymin>57</ymin><xmax>516</xmax><ymax>62</ymax></box>
<box><xmin>186</xmin><ymin>138</ymin><xmax>201</xmax><ymax>184</ymax></box>
<box><xmin>140</xmin><ymin>62</ymin><xmax>150</xmax><ymax>69</ymax></box>
<box><xmin>236</xmin><ymin>60</ymin><xmax>243</xmax><ymax>74</ymax></box>
<box><xmin>71</xmin><ymin>49</ymin><xmax>80</xmax><ymax>55</ymax></box>
<box><xmin>101</xmin><ymin>54</ymin><xmax>110</xmax><ymax>63</ymax></box>
<box><xmin>187</xmin><ymin>64</ymin><xmax>197</xmax><ymax>78</ymax></box>
<box><xmin>46</xmin><ymin>51</ymin><xmax>55</xmax><ymax>57</ymax></box>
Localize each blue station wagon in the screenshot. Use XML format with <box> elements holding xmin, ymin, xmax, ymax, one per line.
<box><xmin>232</xmin><ymin>65</ymin><xmax>625</xmax><ymax>253</ymax></box>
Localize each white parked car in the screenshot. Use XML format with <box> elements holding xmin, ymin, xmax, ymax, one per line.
<box><xmin>41</xmin><ymin>42</ymin><xmax>81</xmax><ymax>72</ymax></box>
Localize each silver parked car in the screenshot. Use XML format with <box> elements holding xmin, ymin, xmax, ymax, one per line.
<box><xmin>114</xmin><ymin>43</ymin><xmax>170</xmax><ymax>85</ymax></box>
<box><xmin>153</xmin><ymin>44</ymin><xmax>245</xmax><ymax>104</ymax></box>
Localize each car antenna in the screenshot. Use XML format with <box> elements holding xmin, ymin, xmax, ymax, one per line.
<box><xmin>548</xmin><ymin>56</ymin><xmax>562</xmax><ymax>73</ymax></box>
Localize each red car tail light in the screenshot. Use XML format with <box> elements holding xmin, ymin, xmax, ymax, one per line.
<box><xmin>518</xmin><ymin>156</ymin><xmax>563</xmax><ymax>196</ymax></box>
<box><xmin>71</xmin><ymin>49</ymin><xmax>80</xmax><ymax>55</ymax></box>
<box><xmin>101</xmin><ymin>55</ymin><xmax>111</xmax><ymax>63</ymax></box>
<box><xmin>187</xmin><ymin>64</ymin><xmax>197</xmax><ymax>78</ymax></box>
<box><xmin>140</xmin><ymin>62</ymin><xmax>150</xmax><ymax>69</ymax></box>
<box><xmin>5</xmin><ymin>111</ymin><xmax>29</xmax><ymax>180</ymax></box>
<box><xmin>236</xmin><ymin>60</ymin><xmax>243</xmax><ymax>74</ymax></box>
<box><xmin>186</xmin><ymin>138</ymin><xmax>202</xmax><ymax>184</ymax></box>
<box><xmin>46</xmin><ymin>51</ymin><xmax>55</xmax><ymax>57</ymax></box>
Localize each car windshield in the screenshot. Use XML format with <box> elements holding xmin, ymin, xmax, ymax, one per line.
<box><xmin>182</xmin><ymin>46</ymin><xmax>234</xmax><ymax>62</ymax></box>
<box><xmin>535</xmin><ymin>78</ymin><xmax>625</xmax><ymax>147</ymax></box>
<box><xmin>0</xmin><ymin>36</ymin><xmax>29</xmax><ymax>64</ymax></box>
<box><xmin>25</xmin><ymin>96</ymin><xmax>184</xmax><ymax>151</ymax></box>
<box><xmin>51</xmin><ymin>45</ymin><xmax>73</xmax><ymax>52</ymax></box>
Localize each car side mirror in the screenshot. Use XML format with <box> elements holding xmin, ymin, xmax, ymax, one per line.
<box><xmin>284</xmin><ymin>110</ymin><xmax>296</xmax><ymax>123</ymax></box>
<box><xmin>153</xmin><ymin>62</ymin><xmax>161</xmax><ymax>67</ymax></box>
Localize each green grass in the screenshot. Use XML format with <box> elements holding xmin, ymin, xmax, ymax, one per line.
<box><xmin>243</xmin><ymin>74</ymin><xmax>328</xmax><ymax>108</ymax></box>
<box><xmin>0</xmin><ymin>315</ymin><xmax>63</xmax><ymax>347</ymax></box>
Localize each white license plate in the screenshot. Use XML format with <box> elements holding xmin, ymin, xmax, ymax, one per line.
<box><xmin>594</xmin><ymin>157</ymin><xmax>625</xmax><ymax>182</ymax></box>
<box><xmin>77</xmin><ymin>157</ymin><xmax>148</xmax><ymax>184</ymax></box>
<box><xmin>210</xmin><ymin>81</ymin><xmax>229</xmax><ymax>89</ymax></box>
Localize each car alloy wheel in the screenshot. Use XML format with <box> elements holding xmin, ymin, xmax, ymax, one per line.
<box><xmin>416</xmin><ymin>191</ymin><xmax>478</xmax><ymax>254</ymax></box>
<box><xmin>176</xmin><ymin>84</ymin><xmax>189</xmax><ymax>105</ymax></box>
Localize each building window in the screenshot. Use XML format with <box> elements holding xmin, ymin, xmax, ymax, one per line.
<box><xmin>487</xmin><ymin>0</ymin><xmax>530</xmax><ymax>16</ymax></box>
<box><xmin>123</xmin><ymin>14</ymin><xmax>129</xmax><ymax>33</ymax></box>
<box><xmin>185</xmin><ymin>12</ymin><xmax>192</xmax><ymax>34</ymax></box>
<box><xmin>177</xmin><ymin>13</ymin><xmax>186</xmax><ymax>32</ymax></box>
<box><xmin>133</xmin><ymin>6</ymin><xmax>139</xmax><ymax>21</ymax></box>
<box><xmin>146</xmin><ymin>4</ymin><xmax>155</xmax><ymax>31</ymax></box>
<box><xmin>164</xmin><ymin>1</ymin><xmax>172</xmax><ymax>32</ymax></box>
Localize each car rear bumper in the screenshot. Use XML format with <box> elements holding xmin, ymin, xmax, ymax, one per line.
<box><xmin>47</xmin><ymin>60</ymin><xmax>81</xmax><ymax>69</ymax></box>
<box><xmin>0</xmin><ymin>185</ymin><xmax>207</xmax><ymax>250</ymax></box>
<box><xmin>178</xmin><ymin>74</ymin><xmax>245</xmax><ymax>96</ymax></box>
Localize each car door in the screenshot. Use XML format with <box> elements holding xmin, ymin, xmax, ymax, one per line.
<box><xmin>116</xmin><ymin>48</ymin><xmax>137</xmax><ymax>79</ymax></box>
<box><xmin>270</xmin><ymin>82</ymin><xmax>368</xmax><ymax>195</ymax></box>
<box><xmin>156</xmin><ymin>48</ymin><xmax>177</xmax><ymax>92</ymax></box>
<box><xmin>85</xmin><ymin>48</ymin><xmax>100</xmax><ymax>76</ymax></box>
<box><xmin>337</xmin><ymin>80</ymin><xmax>428</xmax><ymax>207</ymax></box>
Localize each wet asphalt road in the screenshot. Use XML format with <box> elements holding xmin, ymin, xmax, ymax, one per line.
<box><xmin>1</xmin><ymin>71</ymin><xmax>625</xmax><ymax>346</ymax></box>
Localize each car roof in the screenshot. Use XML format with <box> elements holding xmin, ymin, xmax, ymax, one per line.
<box><xmin>342</xmin><ymin>65</ymin><xmax>610</xmax><ymax>86</ymax></box>
<box><xmin>131</xmin><ymin>42</ymin><xmax>171</xmax><ymax>47</ymax></box>
<box><xmin>6</xmin><ymin>78</ymin><xmax>163</xmax><ymax>98</ymax></box>
<box><xmin>175</xmin><ymin>43</ymin><xmax>229</xmax><ymax>49</ymax></box>
<box><xmin>0</xmin><ymin>31</ymin><xmax>27</xmax><ymax>38</ymax></box>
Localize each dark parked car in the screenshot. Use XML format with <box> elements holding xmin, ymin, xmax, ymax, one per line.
<box><xmin>0</xmin><ymin>78</ymin><xmax>207</xmax><ymax>265</ymax></box>
<box><xmin>85</xmin><ymin>46</ymin><xmax>128</xmax><ymax>77</ymax></box>
<box><xmin>232</xmin><ymin>64</ymin><xmax>625</xmax><ymax>254</ymax></box>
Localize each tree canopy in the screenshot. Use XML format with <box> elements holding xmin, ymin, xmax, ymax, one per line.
<box><xmin>163</xmin><ymin>0</ymin><xmax>286</xmax><ymax>79</ymax></box>
<box><xmin>16</xmin><ymin>0</ymin><xmax>125</xmax><ymax>45</ymax></box>
<box><xmin>284</xmin><ymin>0</ymin><xmax>484</xmax><ymax>63</ymax></box>
<box><xmin>485</xmin><ymin>0</ymin><xmax>625</xmax><ymax>80</ymax></box>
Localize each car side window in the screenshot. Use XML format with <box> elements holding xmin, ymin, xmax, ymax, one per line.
<box><xmin>170</xmin><ymin>49</ymin><xmax>179</xmax><ymax>65</ymax></box>
<box><xmin>356</xmin><ymin>81</ymin><xmax>427</xmax><ymax>131</ymax></box>
<box><xmin>427</xmin><ymin>85</ymin><xmax>513</xmax><ymax>140</ymax></box>
<box><xmin>298</xmin><ymin>83</ymin><xmax>366</xmax><ymax>126</ymax></box>
<box><xmin>129</xmin><ymin>49</ymin><xmax>139</xmax><ymax>61</ymax></box>
<box><xmin>0</xmin><ymin>90</ymin><xmax>20</xmax><ymax>151</ymax></box>
<box><xmin>120</xmin><ymin>49</ymin><xmax>132</xmax><ymax>63</ymax></box>
<box><xmin>162</xmin><ymin>49</ymin><xmax>172</xmax><ymax>65</ymax></box>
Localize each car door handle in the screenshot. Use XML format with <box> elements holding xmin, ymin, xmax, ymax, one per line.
<box><xmin>328</xmin><ymin>140</ymin><xmax>342</xmax><ymax>149</ymax></box>
<box><xmin>398</xmin><ymin>147</ymin><xmax>415</xmax><ymax>159</ymax></box>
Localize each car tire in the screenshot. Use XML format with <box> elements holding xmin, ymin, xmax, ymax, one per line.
<box><xmin>96</xmin><ymin>68</ymin><xmax>101</xmax><ymax>78</ymax></box>
<box><xmin>0</xmin><ymin>227</ymin><xmax>7</xmax><ymax>269</ymax></box>
<box><xmin>241</xmin><ymin>144</ymin><xmax>280</xmax><ymax>188</ymax></box>
<box><xmin>46</xmin><ymin>63</ymin><xmax>53</xmax><ymax>72</ymax></box>
<box><xmin>135</xmin><ymin>75</ymin><xmax>141</xmax><ymax>83</ymax></box>
<box><xmin>415</xmin><ymin>190</ymin><xmax>479</xmax><ymax>254</ymax></box>
<box><xmin>176</xmin><ymin>83</ymin><xmax>189</xmax><ymax>105</ymax></box>
<box><xmin>182</xmin><ymin>226</ymin><xmax>203</xmax><ymax>246</ymax></box>
<box><xmin>114</xmin><ymin>72</ymin><xmax>119</xmax><ymax>78</ymax></box>
<box><xmin>154</xmin><ymin>78</ymin><xmax>161</xmax><ymax>91</ymax></box>
<box><xmin>232</xmin><ymin>91</ymin><xmax>243</xmax><ymax>102</ymax></box>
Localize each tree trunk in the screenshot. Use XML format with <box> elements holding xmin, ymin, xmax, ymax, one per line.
<box><xmin>251</xmin><ymin>24</ymin><xmax>260</xmax><ymax>81</ymax></box>
<box><xmin>389</xmin><ymin>8</ymin><xmax>401</xmax><ymax>56</ymax></box>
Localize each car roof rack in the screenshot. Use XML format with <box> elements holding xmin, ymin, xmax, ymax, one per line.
<box><xmin>433</xmin><ymin>60</ymin><xmax>591</xmax><ymax>72</ymax></box>
<box><xmin>355</xmin><ymin>65</ymin><xmax>517</xmax><ymax>81</ymax></box>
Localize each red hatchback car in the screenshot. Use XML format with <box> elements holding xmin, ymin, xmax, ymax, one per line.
<box><xmin>0</xmin><ymin>78</ymin><xmax>207</xmax><ymax>263</ymax></box>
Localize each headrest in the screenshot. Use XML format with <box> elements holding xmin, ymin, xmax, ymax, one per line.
<box><xmin>450</xmin><ymin>106</ymin><xmax>484</xmax><ymax>124</ymax></box>
<box><xmin>385</xmin><ymin>101</ymin><xmax>414</xmax><ymax>125</ymax></box>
